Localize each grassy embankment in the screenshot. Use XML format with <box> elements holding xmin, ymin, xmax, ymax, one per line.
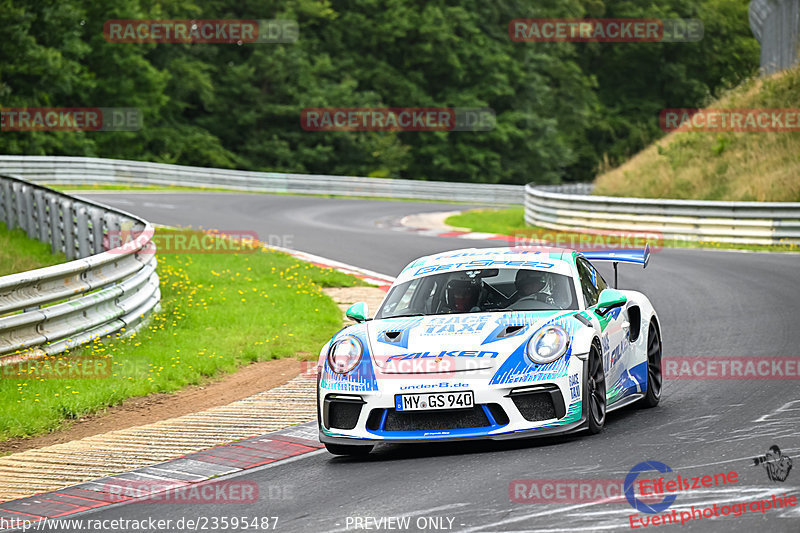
<box><xmin>594</xmin><ymin>67</ymin><xmax>800</xmax><ymax>202</ymax></box>
<box><xmin>0</xmin><ymin>226</ymin><xmax>364</xmax><ymax>440</ymax></box>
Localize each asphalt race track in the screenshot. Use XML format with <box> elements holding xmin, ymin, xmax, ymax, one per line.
<box><xmin>39</xmin><ymin>192</ymin><xmax>800</xmax><ymax>532</ymax></box>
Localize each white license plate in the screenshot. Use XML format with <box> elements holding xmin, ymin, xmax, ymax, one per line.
<box><xmin>395</xmin><ymin>391</ymin><xmax>474</xmax><ymax>412</ymax></box>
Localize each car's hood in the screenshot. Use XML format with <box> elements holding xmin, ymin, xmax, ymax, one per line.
<box><xmin>366</xmin><ymin>311</ymin><xmax>575</xmax><ymax>373</ymax></box>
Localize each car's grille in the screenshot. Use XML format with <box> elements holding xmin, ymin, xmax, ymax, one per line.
<box><xmin>384</xmin><ymin>406</ymin><xmax>489</xmax><ymax>431</ymax></box>
<box><xmin>325</xmin><ymin>399</ymin><xmax>363</xmax><ymax>430</ymax></box>
<box><xmin>511</xmin><ymin>386</ymin><xmax>565</xmax><ymax>422</ymax></box>
<box><xmin>370</xmin><ymin>404</ymin><xmax>508</xmax><ymax>432</ymax></box>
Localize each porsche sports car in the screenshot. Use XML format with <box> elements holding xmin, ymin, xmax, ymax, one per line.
<box><xmin>316</xmin><ymin>246</ymin><xmax>662</xmax><ymax>455</ymax></box>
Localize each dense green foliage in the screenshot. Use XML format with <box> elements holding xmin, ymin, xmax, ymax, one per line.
<box><xmin>0</xmin><ymin>0</ymin><xmax>759</xmax><ymax>184</ymax></box>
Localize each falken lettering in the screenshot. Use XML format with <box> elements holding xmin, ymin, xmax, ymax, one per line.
<box><xmin>385</xmin><ymin>350</ymin><xmax>499</xmax><ymax>361</ymax></box>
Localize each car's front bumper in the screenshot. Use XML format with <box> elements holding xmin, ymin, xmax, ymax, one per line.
<box><xmin>318</xmin><ymin>357</ymin><xmax>587</xmax><ymax>444</ymax></box>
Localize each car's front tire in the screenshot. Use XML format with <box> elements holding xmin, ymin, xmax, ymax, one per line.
<box><xmin>324</xmin><ymin>443</ymin><xmax>374</xmax><ymax>456</ymax></box>
<box><xmin>585</xmin><ymin>343</ymin><xmax>606</xmax><ymax>434</ymax></box>
<box><xmin>639</xmin><ymin>320</ymin><xmax>662</xmax><ymax>408</ymax></box>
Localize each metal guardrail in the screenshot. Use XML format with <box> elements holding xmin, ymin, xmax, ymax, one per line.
<box><xmin>4</xmin><ymin>155</ymin><xmax>797</xmax><ymax>248</ymax></box>
<box><xmin>0</xmin><ymin>155</ymin><xmax>523</xmax><ymax>205</ymax></box>
<box><xmin>0</xmin><ymin>175</ymin><xmax>160</xmax><ymax>361</ymax></box>
<box><xmin>750</xmin><ymin>0</ymin><xmax>800</xmax><ymax>75</ymax></box>
<box><xmin>525</xmin><ymin>184</ymin><xmax>800</xmax><ymax>245</ymax></box>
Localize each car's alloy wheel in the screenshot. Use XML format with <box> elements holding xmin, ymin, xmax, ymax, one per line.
<box><xmin>586</xmin><ymin>345</ymin><xmax>606</xmax><ymax>434</ymax></box>
<box><xmin>640</xmin><ymin>321</ymin><xmax>662</xmax><ymax>408</ymax></box>
<box><xmin>324</xmin><ymin>443</ymin><xmax>374</xmax><ymax>456</ymax></box>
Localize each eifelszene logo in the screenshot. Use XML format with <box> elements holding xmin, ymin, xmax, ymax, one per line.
<box><xmin>624</xmin><ymin>461</ymin><xmax>677</xmax><ymax>514</ymax></box>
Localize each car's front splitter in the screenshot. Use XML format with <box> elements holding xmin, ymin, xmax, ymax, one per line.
<box><xmin>319</xmin><ymin>412</ymin><xmax>587</xmax><ymax>445</ymax></box>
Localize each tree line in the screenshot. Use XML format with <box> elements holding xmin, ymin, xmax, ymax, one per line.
<box><xmin>0</xmin><ymin>0</ymin><xmax>759</xmax><ymax>185</ymax></box>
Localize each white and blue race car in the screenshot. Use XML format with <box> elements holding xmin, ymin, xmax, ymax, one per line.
<box><xmin>317</xmin><ymin>246</ymin><xmax>662</xmax><ymax>455</ymax></box>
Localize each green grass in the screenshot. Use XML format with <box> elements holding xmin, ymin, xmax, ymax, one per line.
<box><xmin>446</xmin><ymin>208</ymin><xmax>799</xmax><ymax>253</ymax></box>
<box><xmin>446</xmin><ymin>208</ymin><xmax>528</xmax><ymax>236</ymax></box>
<box><xmin>0</xmin><ymin>223</ymin><xmax>66</xmax><ymax>276</ymax></box>
<box><xmin>0</xmin><ymin>227</ymin><xmax>366</xmax><ymax>441</ymax></box>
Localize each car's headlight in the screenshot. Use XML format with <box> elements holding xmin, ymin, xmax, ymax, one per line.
<box><xmin>327</xmin><ymin>336</ymin><xmax>363</xmax><ymax>374</ymax></box>
<box><xmin>526</xmin><ymin>325</ymin><xmax>570</xmax><ymax>364</ymax></box>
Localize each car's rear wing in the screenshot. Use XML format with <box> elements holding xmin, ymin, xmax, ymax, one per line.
<box><xmin>580</xmin><ymin>243</ymin><xmax>650</xmax><ymax>287</ymax></box>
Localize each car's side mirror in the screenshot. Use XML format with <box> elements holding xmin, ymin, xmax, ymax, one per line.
<box><xmin>346</xmin><ymin>302</ymin><xmax>369</xmax><ymax>323</ymax></box>
<box><xmin>595</xmin><ymin>289</ymin><xmax>627</xmax><ymax>316</ymax></box>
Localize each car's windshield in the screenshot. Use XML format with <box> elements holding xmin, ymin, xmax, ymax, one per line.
<box><xmin>376</xmin><ymin>268</ymin><xmax>578</xmax><ymax>318</ymax></box>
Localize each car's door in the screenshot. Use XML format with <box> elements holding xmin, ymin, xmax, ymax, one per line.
<box><xmin>577</xmin><ymin>257</ymin><xmax>629</xmax><ymax>404</ymax></box>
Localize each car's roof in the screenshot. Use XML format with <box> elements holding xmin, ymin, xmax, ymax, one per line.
<box><xmin>420</xmin><ymin>246</ymin><xmax>577</xmax><ymax>262</ymax></box>
<box><xmin>395</xmin><ymin>247</ymin><xmax>578</xmax><ymax>284</ymax></box>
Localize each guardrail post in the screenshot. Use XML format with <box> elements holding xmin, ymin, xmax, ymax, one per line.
<box><xmin>34</xmin><ymin>189</ymin><xmax>49</xmax><ymax>243</ymax></box>
<box><xmin>10</xmin><ymin>182</ymin><xmax>22</xmax><ymax>230</ymax></box>
<box><xmin>24</xmin><ymin>185</ymin><xmax>36</xmax><ymax>240</ymax></box>
<box><xmin>104</xmin><ymin>212</ymin><xmax>122</xmax><ymax>250</ymax></box>
<box><xmin>89</xmin><ymin>207</ymin><xmax>104</xmax><ymax>254</ymax></box>
<box><xmin>0</xmin><ymin>180</ymin><xmax>7</xmax><ymax>228</ymax></box>
<box><xmin>48</xmin><ymin>194</ymin><xmax>63</xmax><ymax>254</ymax></box>
<box><xmin>61</xmin><ymin>198</ymin><xmax>75</xmax><ymax>261</ymax></box>
<box><xmin>76</xmin><ymin>205</ymin><xmax>90</xmax><ymax>258</ymax></box>
<box><xmin>16</xmin><ymin>183</ymin><xmax>30</xmax><ymax>233</ymax></box>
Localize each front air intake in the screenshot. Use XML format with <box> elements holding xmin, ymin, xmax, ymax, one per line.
<box><xmin>509</xmin><ymin>385</ymin><xmax>566</xmax><ymax>422</ymax></box>
<box><xmin>324</xmin><ymin>395</ymin><xmax>364</xmax><ymax>430</ymax></box>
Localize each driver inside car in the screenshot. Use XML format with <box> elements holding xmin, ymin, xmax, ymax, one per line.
<box><xmin>443</xmin><ymin>279</ymin><xmax>481</xmax><ymax>313</ymax></box>
<box><xmin>507</xmin><ymin>270</ymin><xmax>554</xmax><ymax>306</ymax></box>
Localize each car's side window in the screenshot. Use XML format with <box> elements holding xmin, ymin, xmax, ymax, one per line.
<box><xmin>397</xmin><ymin>278</ymin><xmax>420</xmax><ymax>310</ymax></box>
<box><xmin>596</xmin><ymin>268</ymin><xmax>608</xmax><ymax>292</ymax></box>
<box><xmin>576</xmin><ymin>258</ymin><xmax>599</xmax><ymax>307</ymax></box>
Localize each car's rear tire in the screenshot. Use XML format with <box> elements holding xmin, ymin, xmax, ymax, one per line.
<box><xmin>639</xmin><ymin>321</ymin><xmax>662</xmax><ymax>408</ymax></box>
<box><xmin>585</xmin><ymin>344</ymin><xmax>606</xmax><ymax>434</ymax></box>
<box><xmin>324</xmin><ymin>443</ymin><xmax>374</xmax><ymax>456</ymax></box>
